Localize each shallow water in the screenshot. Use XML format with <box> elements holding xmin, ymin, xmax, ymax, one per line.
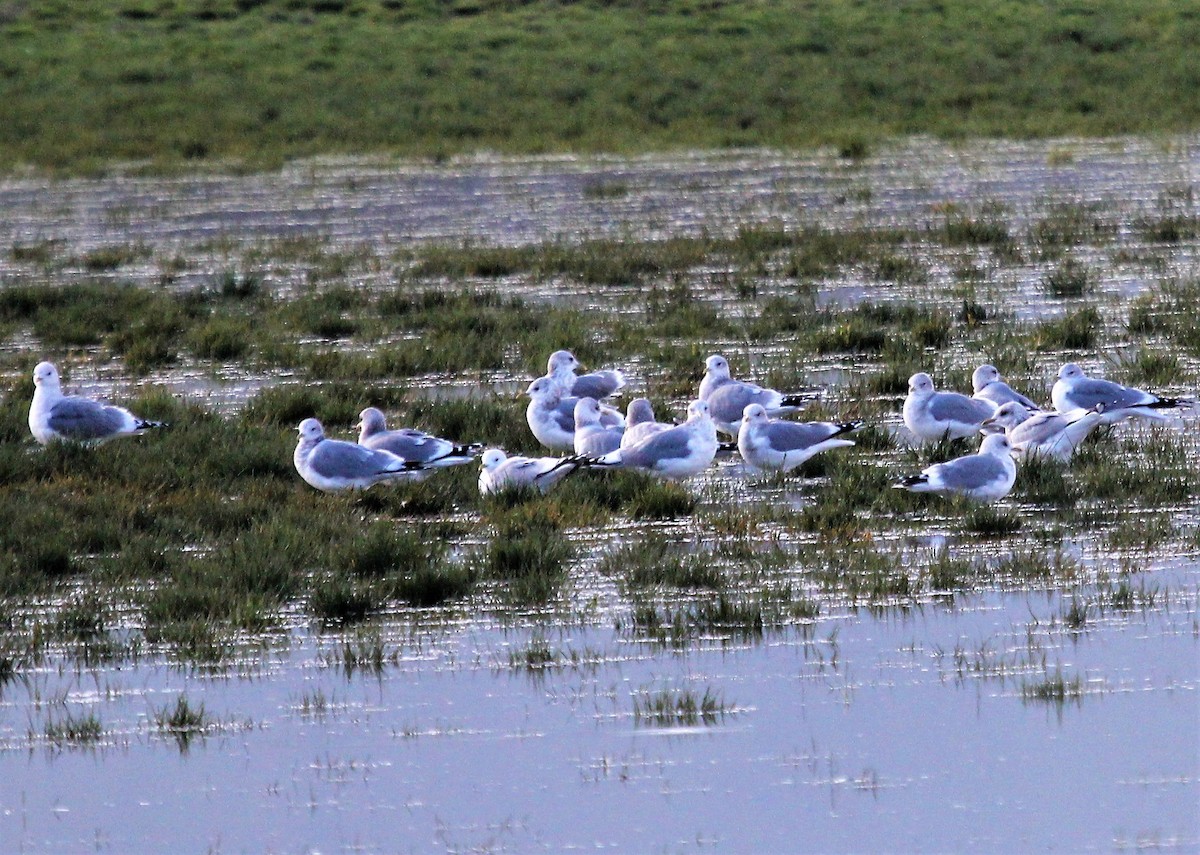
<box><xmin>1</xmin><ymin>139</ymin><xmax>1199</xmax><ymax>852</ymax></box>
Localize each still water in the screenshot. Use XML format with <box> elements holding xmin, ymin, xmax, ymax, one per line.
<box><xmin>4</xmin><ymin>568</ymin><xmax>1196</xmax><ymax>852</ymax></box>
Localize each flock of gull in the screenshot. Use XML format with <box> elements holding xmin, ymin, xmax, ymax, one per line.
<box><xmin>25</xmin><ymin>350</ymin><xmax>1195</xmax><ymax>505</ymax></box>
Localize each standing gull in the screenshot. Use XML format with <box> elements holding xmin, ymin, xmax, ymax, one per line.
<box><xmin>981</xmin><ymin>401</ymin><xmax>1105</xmax><ymax>461</ymax></box>
<box><xmin>526</xmin><ymin>377</ymin><xmax>623</xmax><ymax>453</ymax></box>
<box><xmin>28</xmin><ymin>361</ymin><xmax>167</xmax><ymax>445</ymax></box>
<box><xmin>737</xmin><ymin>403</ymin><xmax>863</xmax><ymax>473</ymax></box>
<box><xmin>294</xmin><ymin>418</ymin><xmax>424</xmax><ymax>492</ymax></box>
<box><xmin>903</xmin><ymin>372</ymin><xmax>997</xmax><ymax>442</ymax></box>
<box><xmin>574</xmin><ymin>397</ymin><xmax>625</xmax><ymax>457</ymax></box>
<box><xmin>478</xmin><ymin>448</ymin><xmax>589</xmax><ymax>495</ymax></box>
<box><xmin>1051</xmin><ymin>362</ymin><xmax>1193</xmax><ymax>423</ymax></box>
<box><xmin>972</xmin><ymin>364</ymin><xmax>1043</xmax><ymax>412</ymax></box>
<box><xmin>545</xmin><ymin>350</ymin><xmax>627</xmax><ymax>400</ymax></box>
<box><xmin>892</xmin><ymin>433</ymin><xmax>1018</xmax><ymax>503</ymax></box>
<box><xmin>356</xmin><ymin>407</ymin><xmax>481</xmax><ymax>467</ymax></box>
<box><xmin>599</xmin><ymin>400</ymin><xmax>718</xmax><ymax>479</ymax></box>
<box><xmin>699</xmin><ymin>354</ymin><xmax>822</xmax><ymax>436</ymax></box>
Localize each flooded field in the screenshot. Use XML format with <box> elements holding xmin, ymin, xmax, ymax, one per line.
<box><xmin>0</xmin><ymin>137</ymin><xmax>1198</xmax><ymax>852</ymax></box>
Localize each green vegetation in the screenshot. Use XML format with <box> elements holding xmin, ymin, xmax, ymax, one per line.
<box><xmin>1</xmin><ymin>0</ymin><xmax>1198</xmax><ymax>174</ymax></box>
<box><xmin>0</xmin><ymin>147</ymin><xmax>1198</xmax><ymax>687</ymax></box>
<box><xmin>632</xmin><ymin>684</ymin><xmax>728</xmax><ymax>727</ymax></box>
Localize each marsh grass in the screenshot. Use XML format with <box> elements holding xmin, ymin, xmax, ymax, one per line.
<box><xmin>2</xmin><ymin>1</ymin><xmax>1198</xmax><ymax>174</ymax></box>
<box><xmin>1033</xmin><ymin>307</ymin><xmax>1101</xmax><ymax>350</ymax></box>
<box><xmin>601</xmin><ymin>538</ymin><xmax>727</xmax><ymax>591</ymax></box>
<box><xmin>479</xmin><ymin>505</ymin><xmax>574</xmax><ymax>603</ymax></box>
<box><xmin>1020</xmin><ymin>669</ymin><xmax>1084</xmax><ymax>706</ymax></box>
<box><xmin>155</xmin><ymin>695</ymin><xmax>212</xmax><ymax>751</ymax></box>
<box><xmin>632</xmin><ymin>685</ymin><xmax>728</xmax><ymax>727</ymax></box>
<box><xmin>42</xmin><ymin>710</ymin><xmax>104</xmax><ymax>749</ymax></box>
<box><xmin>1041</xmin><ymin>259</ymin><xmax>1094</xmax><ymax>298</ymax></box>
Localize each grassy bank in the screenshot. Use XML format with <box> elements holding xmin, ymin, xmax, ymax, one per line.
<box><xmin>1</xmin><ymin>0</ymin><xmax>1198</xmax><ymax>174</ymax></box>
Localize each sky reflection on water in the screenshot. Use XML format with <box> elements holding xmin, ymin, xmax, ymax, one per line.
<box><xmin>4</xmin><ymin>563</ymin><xmax>1195</xmax><ymax>853</ymax></box>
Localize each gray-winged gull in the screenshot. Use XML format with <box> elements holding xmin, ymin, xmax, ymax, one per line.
<box><xmin>737</xmin><ymin>403</ymin><xmax>863</xmax><ymax>473</ymax></box>
<box><xmin>893</xmin><ymin>433</ymin><xmax>1017</xmax><ymax>502</ymax></box>
<box><xmin>903</xmin><ymin>372</ymin><xmax>997</xmax><ymax>442</ymax></box>
<box><xmin>28</xmin><ymin>361</ymin><xmax>167</xmax><ymax>445</ymax></box>
<box><xmin>294</xmin><ymin>418</ymin><xmax>424</xmax><ymax>492</ymax></box>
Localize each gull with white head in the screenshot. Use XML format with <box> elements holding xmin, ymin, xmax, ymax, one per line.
<box><xmin>903</xmin><ymin>372</ymin><xmax>996</xmax><ymax>442</ymax></box>
<box><xmin>294</xmin><ymin>418</ymin><xmax>424</xmax><ymax>492</ymax></box>
<box><xmin>893</xmin><ymin>433</ymin><xmax>1017</xmax><ymax>503</ymax></box>
<box><xmin>29</xmin><ymin>361</ymin><xmax>167</xmax><ymax>446</ymax></box>
<box><xmin>737</xmin><ymin>403</ymin><xmax>863</xmax><ymax>473</ymax></box>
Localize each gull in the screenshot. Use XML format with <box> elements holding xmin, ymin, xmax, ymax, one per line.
<box><xmin>545</xmin><ymin>349</ymin><xmax>627</xmax><ymax>399</ymax></box>
<box><xmin>28</xmin><ymin>361</ymin><xmax>167</xmax><ymax>445</ymax></box>
<box><xmin>478</xmin><ymin>448</ymin><xmax>588</xmax><ymax>495</ymax></box>
<box><xmin>903</xmin><ymin>372</ymin><xmax>997</xmax><ymax>442</ymax></box>
<box><xmin>1051</xmin><ymin>362</ymin><xmax>1194</xmax><ymax>424</ymax></box>
<box><xmin>737</xmin><ymin>403</ymin><xmax>863</xmax><ymax>473</ymax></box>
<box><xmin>971</xmin><ymin>364</ymin><xmax>1043</xmax><ymax>412</ymax></box>
<box><xmin>893</xmin><ymin>433</ymin><xmax>1018</xmax><ymax>503</ymax></box>
<box><xmin>981</xmin><ymin>401</ymin><xmax>1105</xmax><ymax>461</ymax></box>
<box><xmin>294</xmin><ymin>418</ymin><xmax>424</xmax><ymax>492</ymax></box>
<box><xmin>699</xmin><ymin>354</ymin><xmax>822</xmax><ymax>436</ymax></box>
<box><xmin>526</xmin><ymin>377</ymin><xmax>622</xmax><ymax>453</ymax></box>
<box><xmin>356</xmin><ymin>407</ymin><xmax>482</xmax><ymax>467</ymax></box>
<box><xmin>598</xmin><ymin>400</ymin><xmax>718</xmax><ymax>479</ymax></box>
<box><xmin>574</xmin><ymin>397</ymin><xmax>625</xmax><ymax>457</ymax></box>
<box><xmin>620</xmin><ymin>398</ymin><xmax>671</xmax><ymax>449</ymax></box>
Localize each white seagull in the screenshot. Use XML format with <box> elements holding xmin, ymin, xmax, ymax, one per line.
<box><xmin>1051</xmin><ymin>362</ymin><xmax>1193</xmax><ymax>424</ymax></box>
<box><xmin>971</xmin><ymin>364</ymin><xmax>1043</xmax><ymax>412</ymax></box>
<box><xmin>573</xmin><ymin>397</ymin><xmax>625</xmax><ymax>457</ymax></box>
<box><xmin>893</xmin><ymin>433</ymin><xmax>1018</xmax><ymax>503</ymax></box>
<box><xmin>477</xmin><ymin>448</ymin><xmax>589</xmax><ymax>495</ymax></box>
<box><xmin>28</xmin><ymin>361</ymin><xmax>167</xmax><ymax>445</ymax></box>
<box><xmin>598</xmin><ymin>400</ymin><xmax>718</xmax><ymax>479</ymax></box>
<box><xmin>294</xmin><ymin>418</ymin><xmax>424</xmax><ymax>492</ymax></box>
<box><xmin>981</xmin><ymin>401</ymin><xmax>1105</xmax><ymax>461</ymax></box>
<box><xmin>699</xmin><ymin>354</ymin><xmax>822</xmax><ymax>436</ymax></box>
<box><xmin>357</xmin><ymin>407</ymin><xmax>482</xmax><ymax>467</ymax></box>
<box><xmin>903</xmin><ymin>372</ymin><xmax>997</xmax><ymax>442</ymax></box>
<box><xmin>526</xmin><ymin>377</ymin><xmax>622</xmax><ymax>453</ymax></box>
<box><xmin>545</xmin><ymin>349</ymin><xmax>627</xmax><ymax>400</ymax></box>
<box><xmin>620</xmin><ymin>398</ymin><xmax>671</xmax><ymax>449</ymax></box>
<box><xmin>737</xmin><ymin>403</ymin><xmax>863</xmax><ymax>473</ymax></box>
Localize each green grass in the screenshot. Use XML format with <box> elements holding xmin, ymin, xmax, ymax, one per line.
<box><xmin>632</xmin><ymin>684</ymin><xmax>729</xmax><ymax>727</ymax></box>
<box><xmin>1</xmin><ymin>0</ymin><xmax>1198</xmax><ymax>174</ymax></box>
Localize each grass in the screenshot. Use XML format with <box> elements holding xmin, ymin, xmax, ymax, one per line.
<box><xmin>0</xmin><ymin>138</ymin><xmax>1197</xmax><ymax>686</ymax></box>
<box><xmin>1020</xmin><ymin>670</ymin><xmax>1085</xmax><ymax>706</ymax></box>
<box><xmin>632</xmin><ymin>684</ymin><xmax>729</xmax><ymax>727</ymax></box>
<box><xmin>2</xmin><ymin>0</ymin><xmax>1198</xmax><ymax>175</ymax></box>
<box><xmin>42</xmin><ymin>710</ymin><xmax>104</xmax><ymax>749</ymax></box>
<box><xmin>155</xmin><ymin>694</ymin><xmax>212</xmax><ymax>751</ymax></box>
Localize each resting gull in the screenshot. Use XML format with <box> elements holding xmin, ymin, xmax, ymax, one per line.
<box><xmin>903</xmin><ymin>372</ymin><xmax>997</xmax><ymax>442</ymax></box>
<box><xmin>893</xmin><ymin>433</ymin><xmax>1017</xmax><ymax>503</ymax></box>
<box><xmin>29</xmin><ymin>361</ymin><xmax>167</xmax><ymax>446</ymax></box>
<box><xmin>980</xmin><ymin>401</ymin><xmax>1105</xmax><ymax>461</ymax></box>
<box><xmin>294</xmin><ymin>418</ymin><xmax>424</xmax><ymax>492</ymax></box>
<box><xmin>1051</xmin><ymin>362</ymin><xmax>1193</xmax><ymax>424</ymax></box>
<box><xmin>357</xmin><ymin>407</ymin><xmax>481</xmax><ymax>467</ymax></box>
<box><xmin>737</xmin><ymin>403</ymin><xmax>863</xmax><ymax>473</ymax></box>
<box><xmin>699</xmin><ymin>354</ymin><xmax>822</xmax><ymax>436</ymax></box>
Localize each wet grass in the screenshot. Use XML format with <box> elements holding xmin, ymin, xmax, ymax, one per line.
<box><xmin>1</xmin><ymin>159</ymin><xmax>1199</xmax><ymax>676</ymax></box>
<box><xmin>632</xmin><ymin>684</ymin><xmax>728</xmax><ymax>727</ymax></box>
